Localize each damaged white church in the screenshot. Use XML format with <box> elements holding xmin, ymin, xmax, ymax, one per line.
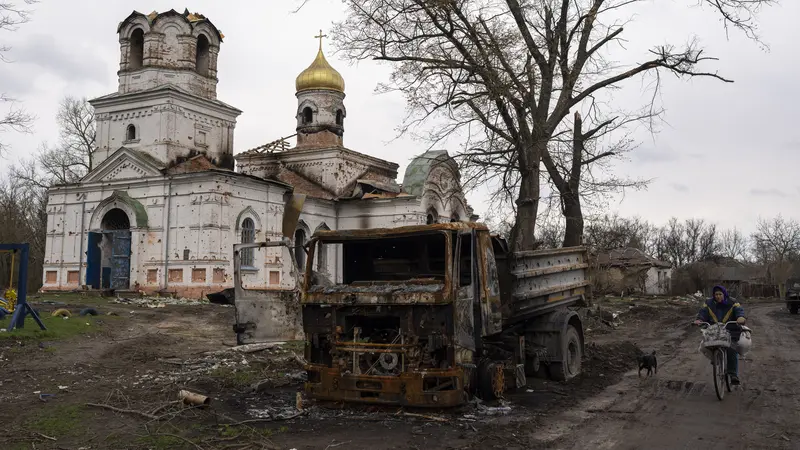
<box><xmin>41</xmin><ymin>9</ymin><xmax>474</xmax><ymax>298</ymax></box>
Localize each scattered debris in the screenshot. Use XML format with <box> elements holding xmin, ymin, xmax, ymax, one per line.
<box><xmin>178</xmin><ymin>389</ymin><xmax>211</xmax><ymax>408</ymax></box>
<box><xmin>79</xmin><ymin>308</ymin><xmax>99</xmax><ymax>316</ymax></box>
<box><xmin>86</xmin><ymin>402</ymin><xmax>159</xmax><ymax>420</ymax></box>
<box><xmin>51</xmin><ymin>308</ymin><xmax>71</xmax><ymax>317</ymax></box>
<box><xmin>114</xmin><ymin>297</ymin><xmax>210</xmax><ymax>307</ymax></box>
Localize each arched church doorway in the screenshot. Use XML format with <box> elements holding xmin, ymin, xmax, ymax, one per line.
<box><xmin>87</xmin><ymin>208</ymin><xmax>132</xmax><ymax>290</ymax></box>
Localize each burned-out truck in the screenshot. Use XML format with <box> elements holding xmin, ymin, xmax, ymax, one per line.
<box><xmin>299</xmin><ymin>222</ymin><xmax>589</xmax><ymax>407</ymax></box>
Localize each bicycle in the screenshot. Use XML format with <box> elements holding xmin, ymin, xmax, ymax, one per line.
<box><xmin>696</xmin><ymin>321</ymin><xmax>751</xmax><ymax>401</ymax></box>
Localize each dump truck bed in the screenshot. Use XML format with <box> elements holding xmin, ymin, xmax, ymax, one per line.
<box><xmin>499</xmin><ymin>246</ymin><xmax>590</xmax><ymax>326</ymax></box>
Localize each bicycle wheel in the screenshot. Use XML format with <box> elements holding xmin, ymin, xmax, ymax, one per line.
<box><xmin>713</xmin><ymin>348</ymin><xmax>726</xmax><ymax>401</ymax></box>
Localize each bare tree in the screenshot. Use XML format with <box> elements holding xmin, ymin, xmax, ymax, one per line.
<box><xmin>334</xmin><ymin>0</ymin><xmax>773</xmax><ymax>251</ymax></box>
<box><xmin>584</xmin><ymin>213</ymin><xmax>655</xmax><ymax>254</ymax></box>
<box><xmin>654</xmin><ymin>217</ymin><xmax>720</xmax><ymax>267</ymax></box>
<box><xmin>41</xmin><ymin>96</ymin><xmax>96</xmax><ymax>181</ymax></box>
<box><xmin>546</xmin><ymin>111</ymin><xmax>651</xmax><ymax>246</ymax></box>
<box><xmin>12</xmin><ymin>96</ymin><xmax>96</xmax><ymax>188</ymax></box>
<box><xmin>751</xmin><ymin>215</ymin><xmax>800</xmax><ymax>297</ymax></box>
<box><xmin>0</xmin><ymin>0</ymin><xmax>38</xmax><ymax>155</ymax></box>
<box><xmin>720</xmin><ymin>227</ymin><xmax>749</xmax><ymax>261</ymax></box>
<box><xmin>0</xmin><ymin>169</ymin><xmax>47</xmax><ymax>293</ymax></box>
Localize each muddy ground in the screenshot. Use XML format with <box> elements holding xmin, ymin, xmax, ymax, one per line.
<box><xmin>0</xmin><ymin>293</ymin><xmax>794</xmax><ymax>449</ymax></box>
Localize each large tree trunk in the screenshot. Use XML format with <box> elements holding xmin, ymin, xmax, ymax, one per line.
<box><xmin>510</xmin><ymin>141</ymin><xmax>542</xmax><ymax>252</ymax></box>
<box><xmin>562</xmin><ymin>190</ymin><xmax>583</xmax><ymax>247</ymax></box>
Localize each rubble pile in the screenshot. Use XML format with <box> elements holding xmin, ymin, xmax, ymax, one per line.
<box><xmin>114</xmin><ymin>297</ymin><xmax>214</xmax><ymax>308</ymax></box>
<box><xmin>155</xmin><ymin>342</ymin><xmax>307</xmax><ymax>387</ymax></box>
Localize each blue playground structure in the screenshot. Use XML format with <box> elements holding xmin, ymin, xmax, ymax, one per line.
<box><xmin>0</xmin><ymin>243</ymin><xmax>46</xmax><ymax>332</ymax></box>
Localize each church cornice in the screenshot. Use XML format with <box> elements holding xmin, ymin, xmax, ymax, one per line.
<box><xmin>90</xmin><ymin>84</ymin><xmax>242</xmax><ymax>119</ymax></box>
<box><xmin>94</xmin><ymin>103</ymin><xmax>236</xmax><ymax>130</ymax></box>
<box><xmin>235</xmin><ymin>145</ymin><xmax>399</xmax><ymax>173</ymax></box>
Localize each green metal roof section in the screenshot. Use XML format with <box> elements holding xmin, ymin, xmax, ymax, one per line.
<box><xmin>402</xmin><ymin>150</ymin><xmax>450</xmax><ymax>197</ymax></box>
<box><xmin>112</xmin><ymin>190</ymin><xmax>149</xmax><ymax>228</ymax></box>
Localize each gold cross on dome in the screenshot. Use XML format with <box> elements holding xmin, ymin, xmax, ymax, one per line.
<box><xmin>314</xmin><ymin>29</ymin><xmax>328</xmax><ymax>50</ymax></box>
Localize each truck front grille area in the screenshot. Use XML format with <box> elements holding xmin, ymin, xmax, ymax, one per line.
<box><xmin>302</xmin><ymin>304</ymin><xmax>466</xmax><ymax>406</ymax></box>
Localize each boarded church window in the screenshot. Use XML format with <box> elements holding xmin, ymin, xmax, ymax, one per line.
<box><xmin>241</xmin><ymin>218</ymin><xmax>255</xmax><ymax>267</ymax></box>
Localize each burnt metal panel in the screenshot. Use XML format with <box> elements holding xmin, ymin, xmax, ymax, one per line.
<box><xmin>233</xmin><ymin>240</ymin><xmax>304</xmax><ymax>344</ymax></box>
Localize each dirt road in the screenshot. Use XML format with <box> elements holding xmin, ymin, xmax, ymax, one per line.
<box><xmin>3</xmin><ymin>296</ymin><xmax>796</xmax><ymax>449</ymax></box>
<box><xmin>534</xmin><ymin>302</ymin><xmax>800</xmax><ymax>450</ymax></box>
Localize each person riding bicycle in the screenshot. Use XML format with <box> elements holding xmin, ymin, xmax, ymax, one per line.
<box><xmin>694</xmin><ymin>285</ymin><xmax>746</xmax><ymax>385</ymax></box>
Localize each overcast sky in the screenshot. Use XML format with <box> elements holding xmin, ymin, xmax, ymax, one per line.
<box><xmin>0</xmin><ymin>1</ymin><xmax>796</xmax><ymax>235</ymax></box>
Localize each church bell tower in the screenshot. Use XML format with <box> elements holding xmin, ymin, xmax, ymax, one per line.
<box><xmin>89</xmin><ymin>9</ymin><xmax>241</xmax><ymax>169</ymax></box>
<box><xmin>294</xmin><ymin>31</ymin><xmax>346</xmax><ymax>149</ymax></box>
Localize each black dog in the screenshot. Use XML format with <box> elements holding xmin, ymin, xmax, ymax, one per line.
<box><xmin>637</xmin><ymin>350</ymin><xmax>658</xmax><ymax>378</ymax></box>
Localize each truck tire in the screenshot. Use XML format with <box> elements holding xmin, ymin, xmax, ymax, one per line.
<box><xmin>548</xmin><ymin>325</ymin><xmax>582</xmax><ymax>381</ymax></box>
<box><xmin>476</xmin><ymin>359</ymin><xmax>504</xmax><ymax>401</ymax></box>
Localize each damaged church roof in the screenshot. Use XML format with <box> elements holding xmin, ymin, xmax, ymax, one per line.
<box><xmin>117</xmin><ymin>9</ymin><xmax>225</xmax><ymax>41</ymax></box>
<box><xmin>402</xmin><ymin>150</ymin><xmax>458</xmax><ymax>197</ymax></box>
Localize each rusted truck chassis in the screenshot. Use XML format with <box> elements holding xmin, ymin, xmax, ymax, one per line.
<box><xmin>300</xmin><ymin>222</ymin><xmax>589</xmax><ymax>407</ymax></box>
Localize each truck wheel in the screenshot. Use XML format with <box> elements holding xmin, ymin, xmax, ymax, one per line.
<box><xmin>548</xmin><ymin>325</ymin><xmax>582</xmax><ymax>381</ymax></box>
<box><xmin>791</xmin><ymin>304</ymin><xmax>799</xmax><ymax>315</ymax></box>
<box><xmin>524</xmin><ymin>352</ymin><xmax>541</xmax><ymax>377</ymax></box>
<box><xmin>477</xmin><ymin>360</ymin><xmax>504</xmax><ymax>401</ymax></box>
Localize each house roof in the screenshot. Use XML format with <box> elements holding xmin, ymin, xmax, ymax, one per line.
<box><xmin>596</xmin><ymin>247</ymin><xmax>671</xmax><ymax>269</ymax></box>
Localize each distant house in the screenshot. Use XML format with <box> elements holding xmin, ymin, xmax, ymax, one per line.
<box><xmin>673</xmin><ymin>257</ymin><xmax>772</xmax><ymax>298</ymax></box>
<box><xmin>593</xmin><ymin>247</ymin><xmax>672</xmax><ymax>295</ymax></box>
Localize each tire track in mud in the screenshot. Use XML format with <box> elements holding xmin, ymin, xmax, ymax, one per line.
<box><xmin>532</xmin><ymin>304</ymin><xmax>800</xmax><ymax>450</ymax></box>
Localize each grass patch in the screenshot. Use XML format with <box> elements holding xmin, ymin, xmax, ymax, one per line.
<box><xmin>136</xmin><ymin>434</ymin><xmax>194</xmax><ymax>450</ymax></box>
<box><xmin>283</xmin><ymin>340</ymin><xmax>305</xmax><ymax>353</ymax></box>
<box><xmin>218</xmin><ymin>423</ymin><xmax>286</xmax><ymax>439</ymax></box>
<box><xmin>28</xmin><ymin>404</ymin><xmax>87</xmax><ymax>439</ymax></box>
<box><xmin>0</xmin><ymin>315</ymin><xmax>107</xmax><ymax>341</ymax></box>
<box><xmin>208</xmin><ymin>365</ymin><xmax>263</xmax><ymax>388</ymax></box>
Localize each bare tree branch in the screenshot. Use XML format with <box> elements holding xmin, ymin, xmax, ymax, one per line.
<box><xmin>0</xmin><ymin>1</ymin><xmax>39</xmax><ymax>155</ymax></box>
<box><xmin>334</xmin><ymin>0</ymin><xmax>772</xmax><ymax>251</ymax></box>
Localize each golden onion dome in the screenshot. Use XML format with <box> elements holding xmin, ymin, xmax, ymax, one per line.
<box><xmin>295</xmin><ymin>43</ymin><xmax>345</xmax><ymax>94</ymax></box>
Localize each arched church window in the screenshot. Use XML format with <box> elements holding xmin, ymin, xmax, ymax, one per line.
<box><xmin>126</xmin><ymin>124</ymin><xmax>137</xmax><ymax>141</ymax></box>
<box><xmin>426</xmin><ymin>209</ymin><xmax>438</xmax><ymax>225</ymax></box>
<box><xmin>241</xmin><ymin>218</ymin><xmax>255</xmax><ymax>267</ymax></box>
<box><xmin>336</xmin><ymin>109</ymin><xmax>343</xmax><ymax>126</ymax></box>
<box><xmin>302</xmin><ymin>107</ymin><xmax>313</xmax><ymax>124</ymax></box>
<box><xmin>129</xmin><ymin>28</ymin><xmax>144</xmax><ymax>70</ymax></box>
<box><xmin>196</xmin><ymin>34</ymin><xmax>210</xmax><ymax>76</ymax></box>
<box><xmin>294</xmin><ymin>228</ymin><xmax>307</xmax><ymax>270</ymax></box>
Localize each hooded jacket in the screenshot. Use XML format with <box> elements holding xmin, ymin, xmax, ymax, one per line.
<box><xmin>697</xmin><ymin>285</ymin><xmax>745</xmax><ymax>330</ymax></box>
